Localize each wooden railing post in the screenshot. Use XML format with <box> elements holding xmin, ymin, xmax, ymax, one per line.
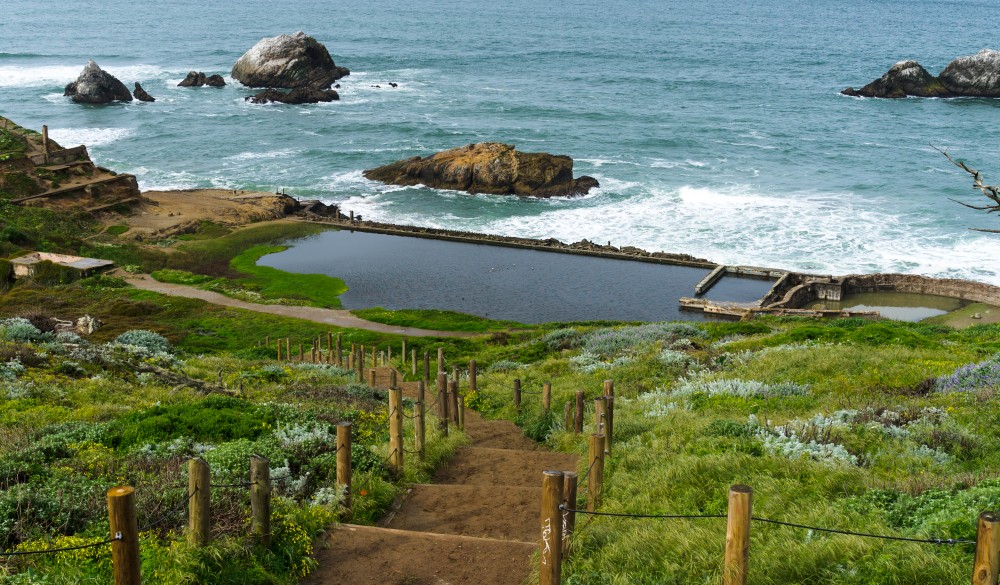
<box><xmin>390</xmin><ymin>369</ymin><xmax>397</xmax><ymax>389</ymax></box>
<box><xmin>603</xmin><ymin>379</ymin><xmax>614</xmax><ymax>397</ymax></box>
<box><xmin>457</xmin><ymin>392</ymin><xmax>465</xmax><ymax>431</ymax></box>
<box><xmin>449</xmin><ymin>379</ymin><xmax>460</xmax><ymax>425</ymax></box>
<box><xmin>724</xmin><ymin>485</ymin><xmax>753</xmax><ymax>585</ymax></box>
<box><xmin>414</xmin><ymin>381</ymin><xmax>426</xmax><ymax>459</ymax></box>
<box><xmin>389</xmin><ymin>388</ymin><xmax>404</xmax><ymax>475</ymax></box>
<box><xmin>437</xmin><ymin>372</ymin><xmax>449</xmax><ymax>436</ymax></box>
<box><xmin>107</xmin><ymin>486</ymin><xmax>141</xmax><ymax>585</ymax></box>
<box><xmin>250</xmin><ymin>455</ymin><xmax>271</xmax><ymax>547</ymax></box>
<box><xmin>587</xmin><ymin>433</ymin><xmax>605</xmax><ymax>512</ymax></box>
<box><xmin>188</xmin><ymin>457</ymin><xmax>211</xmax><ymax>546</ymax></box>
<box><xmin>423</xmin><ymin>351</ymin><xmax>430</xmax><ymax>388</ymax></box>
<box><xmin>543</xmin><ymin>382</ymin><xmax>552</xmax><ymax>412</ymax></box>
<box><xmin>369</xmin><ymin>368</ymin><xmax>377</xmax><ymax>387</ymax></box>
<box><xmin>411</xmin><ymin>348</ymin><xmax>417</xmax><ymax>376</ymax></box>
<box><xmin>372</xmin><ymin>347</ymin><xmax>377</xmax><ymax>369</ymax></box>
<box><xmin>574</xmin><ymin>390</ymin><xmax>585</xmax><ymax>434</ymax></box>
<box><xmin>514</xmin><ymin>379</ymin><xmax>522</xmax><ymax>413</ymax></box>
<box><xmin>562</xmin><ymin>472</ymin><xmax>578</xmax><ymax>556</ymax></box>
<box><xmin>972</xmin><ymin>512</ymin><xmax>1000</xmax><ymax>585</ymax></box>
<box><xmin>337</xmin><ymin>422</ymin><xmax>352</xmax><ymax>514</ymax></box>
<box><xmin>299</xmin><ymin>342</ymin><xmax>304</xmax><ymax>362</ymax></box>
<box><xmin>336</xmin><ymin>334</ymin><xmax>343</xmax><ymax>366</ymax></box>
<box><xmin>401</xmin><ymin>339</ymin><xmax>407</xmax><ymax>367</ymax></box>
<box><xmin>285</xmin><ymin>338</ymin><xmax>290</xmax><ymax>362</ymax></box>
<box><xmin>540</xmin><ymin>470</ymin><xmax>564</xmax><ymax>585</ymax></box>
<box><xmin>594</xmin><ymin>397</ymin><xmax>607</xmax><ymax>436</ymax></box>
<box><xmin>469</xmin><ymin>359</ymin><xmax>477</xmax><ymax>392</ymax></box>
<box><xmin>437</xmin><ymin>347</ymin><xmax>445</xmax><ymax>375</ymax></box>
<box><xmin>276</xmin><ymin>339</ymin><xmax>282</xmax><ymax>362</ymax></box>
<box><xmin>605</xmin><ymin>395</ymin><xmax>614</xmax><ymax>456</ymax></box>
<box><xmin>564</xmin><ymin>401</ymin><xmax>573</xmax><ymax>432</ymax></box>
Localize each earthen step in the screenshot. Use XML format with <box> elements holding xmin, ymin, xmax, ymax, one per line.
<box><xmin>386</xmin><ymin>484</ymin><xmax>540</xmax><ymax>542</ymax></box>
<box><xmin>304</xmin><ymin>523</ymin><xmax>535</xmax><ymax>585</ymax></box>
<box><xmin>434</xmin><ymin>447</ymin><xmax>578</xmax><ymax>487</ymax></box>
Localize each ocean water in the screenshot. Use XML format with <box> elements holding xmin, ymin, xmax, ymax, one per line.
<box><xmin>4</xmin><ymin>0</ymin><xmax>1000</xmax><ymax>283</ymax></box>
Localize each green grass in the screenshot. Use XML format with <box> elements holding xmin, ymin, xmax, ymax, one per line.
<box><xmin>0</xmin><ymin>127</ymin><xmax>29</xmax><ymax>161</ymax></box>
<box><xmin>103</xmin><ymin>224</ymin><xmax>129</xmax><ymax>236</ymax></box>
<box><xmin>351</xmin><ymin>307</ymin><xmax>528</xmax><ymax>332</ymax></box>
<box><xmin>229</xmin><ymin>244</ymin><xmax>347</xmax><ymax>308</ymax></box>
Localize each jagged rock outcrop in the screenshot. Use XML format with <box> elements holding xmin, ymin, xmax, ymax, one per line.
<box><xmin>843</xmin><ymin>49</ymin><xmax>1000</xmax><ymax>98</ymax></box>
<box><xmin>231</xmin><ymin>32</ymin><xmax>349</xmax><ymax>89</ymax></box>
<box><xmin>63</xmin><ymin>60</ymin><xmax>132</xmax><ymax>104</ymax></box>
<box><xmin>939</xmin><ymin>49</ymin><xmax>1000</xmax><ymax>97</ymax></box>
<box><xmin>133</xmin><ymin>82</ymin><xmax>155</xmax><ymax>102</ymax></box>
<box><xmin>841</xmin><ymin>60</ymin><xmax>949</xmax><ymax>98</ymax></box>
<box><xmin>363</xmin><ymin>142</ymin><xmax>600</xmax><ymax>198</ymax></box>
<box><xmin>178</xmin><ymin>71</ymin><xmax>226</xmax><ymax>87</ymax></box>
<box><xmin>244</xmin><ymin>87</ymin><xmax>339</xmax><ymax>104</ymax></box>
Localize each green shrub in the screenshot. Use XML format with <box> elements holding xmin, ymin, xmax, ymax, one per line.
<box><xmin>109</xmin><ymin>396</ymin><xmax>276</xmax><ymax>449</ymax></box>
<box><xmin>113</xmin><ymin>329</ymin><xmax>172</xmax><ymax>354</ymax></box>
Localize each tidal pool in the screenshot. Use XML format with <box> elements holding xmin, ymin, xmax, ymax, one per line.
<box><xmin>805</xmin><ymin>291</ymin><xmax>967</xmax><ymax>322</ymax></box>
<box><xmin>258</xmin><ymin>230</ymin><xmax>761</xmax><ymax>324</ymax></box>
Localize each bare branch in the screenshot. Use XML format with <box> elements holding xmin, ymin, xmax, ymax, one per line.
<box><xmin>935</xmin><ymin>146</ymin><xmax>1000</xmax><ymax>212</ymax></box>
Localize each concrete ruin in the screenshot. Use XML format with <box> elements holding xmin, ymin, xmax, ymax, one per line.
<box><xmin>10</xmin><ymin>252</ymin><xmax>114</xmax><ymax>279</ymax></box>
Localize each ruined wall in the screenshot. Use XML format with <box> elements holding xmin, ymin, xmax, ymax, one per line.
<box><xmin>843</xmin><ymin>273</ymin><xmax>1000</xmax><ymax>305</ymax></box>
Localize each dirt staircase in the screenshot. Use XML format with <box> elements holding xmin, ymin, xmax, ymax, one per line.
<box><xmin>304</xmin><ymin>367</ymin><xmax>578</xmax><ymax>585</ymax></box>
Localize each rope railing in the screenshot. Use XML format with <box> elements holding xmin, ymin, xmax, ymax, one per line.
<box><xmin>0</xmin><ymin>534</ymin><xmax>121</xmax><ymax>557</ymax></box>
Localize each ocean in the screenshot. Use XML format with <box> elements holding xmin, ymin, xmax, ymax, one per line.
<box><xmin>3</xmin><ymin>0</ymin><xmax>1000</xmax><ymax>284</ymax></box>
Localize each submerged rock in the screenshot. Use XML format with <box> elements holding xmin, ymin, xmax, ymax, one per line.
<box><xmin>841</xmin><ymin>60</ymin><xmax>950</xmax><ymax>98</ymax></box>
<box><xmin>843</xmin><ymin>49</ymin><xmax>1000</xmax><ymax>98</ymax></box>
<box><xmin>363</xmin><ymin>142</ymin><xmax>599</xmax><ymax>198</ymax></box>
<box><xmin>133</xmin><ymin>82</ymin><xmax>155</xmax><ymax>102</ymax></box>
<box><xmin>244</xmin><ymin>87</ymin><xmax>339</xmax><ymax>104</ymax></box>
<box><xmin>63</xmin><ymin>60</ymin><xmax>132</xmax><ymax>104</ymax></box>
<box><xmin>939</xmin><ymin>49</ymin><xmax>1000</xmax><ymax>97</ymax></box>
<box><xmin>231</xmin><ymin>31</ymin><xmax>349</xmax><ymax>89</ymax></box>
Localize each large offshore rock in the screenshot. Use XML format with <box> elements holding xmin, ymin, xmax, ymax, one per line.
<box><xmin>939</xmin><ymin>49</ymin><xmax>1000</xmax><ymax>97</ymax></box>
<box><xmin>841</xmin><ymin>60</ymin><xmax>950</xmax><ymax>98</ymax></box>
<box><xmin>363</xmin><ymin>143</ymin><xmax>600</xmax><ymax>198</ymax></box>
<box><xmin>231</xmin><ymin>31</ymin><xmax>349</xmax><ymax>89</ymax></box>
<box><xmin>245</xmin><ymin>87</ymin><xmax>339</xmax><ymax>104</ymax></box>
<box><xmin>63</xmin><ymin>60</ymin><xmax>133</xmax><ymax>104</ymax></box>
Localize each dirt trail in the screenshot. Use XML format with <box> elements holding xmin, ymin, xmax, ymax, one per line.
<box><xmin>123</xmin><ymin>274</ymin><xmax>480</xmax><ymax>338</ymax></box>
<box><xmin>304</xmin><ymin>368</ymin><xmax>578</xmax><ymax>585</ymax></box>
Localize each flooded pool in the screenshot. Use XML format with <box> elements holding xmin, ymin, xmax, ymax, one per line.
<box><xmin>258</xmin><ymin>230</ymin><xmax>727</xmax><ymax>324</ymax></box>
<box><xmin>805</xmin><ymin>291</ymin><xmax>967</xmax><ymax>322</ymax></box>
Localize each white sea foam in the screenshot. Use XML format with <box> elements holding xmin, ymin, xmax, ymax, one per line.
<box><xmin>226</xmin><ymin>148</ymin><xmax>300</xmax><ymax>162</ymax></box>
<box><xmin>0</xmin><ymin>63</ymin><xmax>170</xmax><ymax>88</ymax></box>
<box><xmin>47</xmin><ymin>127</ymin><xmax>134</xmax><ymax>148</ymax></box>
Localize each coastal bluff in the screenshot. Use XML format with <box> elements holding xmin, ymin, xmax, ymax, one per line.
<box><xmin>843</xmin><ymin>48</ymin><xmax>1000</xmax><ymax>98</ymax></box>
<box><xmin>363</xmin><ymin>143</ymin><xmax>599</xmax><ymax>198</ymax></box>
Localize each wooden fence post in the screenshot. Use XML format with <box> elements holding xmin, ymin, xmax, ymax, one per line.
<box><xmin>285</xmin><ymin>338</ymin><xmax>290</xmax><ymax>362</ymax></box>
<box><xmin>449</xmin><ymin>379</ymin><xmax>460</xmax><ymax>425</ymax></box>
<box><xmin>337</xmin><ymin>422</ymin><xmax>352</xmax><ymax>514</ymax></box>
<box><xmin>587</xmin><ymin>433</ymin><xmax>605</xmax><ymax>512</ymax></box>
<box><xmin>387</xmin><ymin>345</ymin><xmax>392</xmax><ymax>364</ymax></box>
<box><xmin>437</xmin><ymin>372</ymin><xmax>449</xmax><ymax>436</ymax></box>
<box><xmin>423</xmin><ymin>351</ymin><xmax>430</xmax><ymax>387</ymax></box>
<box><xmin>540</xmin><ymin>470</ymin><xmax>564</xmax><ymax>585</ymax></box>
<box><xmin>437</xmin><ymin>348</ymin><xmax>445</xmax><ymax>375</ymax></box>
<box><xmin>390</xmin><ymin>369</ymin><xmax>397</xmax><ymax>389</ymax></box>
<box><xmin>401</xmin><ymin>339</ymin><xmax>407</xmax><ymax>366</ymax></box>
<box><xmin>414</xmin><ymin>381</ymin><xmax>426</xmax><ymax>459</ymax></box>
<box><xmin>250</xmin><ymin>455</ymin><xmax>271</xmax><ymax>547</ymax></box>
<box><xmin>347</xmin><ymin>352</ymin><xmax>354</xmax><ymax>370</ymax></box>
<box><xmin>372</xmin><ymin>348</ymin><xmax>377</xmax><ymax>369</ymax></box>
<box><xmin>188</xmin><ymin>457</ymin><xmax>211</xmax><ymax>546</ymax></box>
<box><xmin>336</xmin><ymin>334</ymin><xmax>343</xmax><ymax>366</ymax></box>
<box><xmin>357</xmin><ymin>348</ymin><xmax>364</xmax><ymax>383</ymax></box>
<box><xmin>389</xmin><ymin>388</ymin><xmax>404</xmax><ymax>475</ymax></box>
<box><xmin>299</xmin><ymin>342</ymin><xmax>304</xmax><ymax>362</ymax></box>
<box><xmin>276</xmin><ymin>340</ymin><xmax>282</xmax><ymax>362</ymax></box>
<box><xmin>562</xmin><ymin>471</ymin><xmax>578</xmax><ymax>556</ymax></box>
<box><xmin>594</xmin><ymin>397</ymin><xmax>607</xmax><ymax>436</ymax></box>
<box><xmin>574</xmin><ymin>390</ymin><xmax>585</xmax><ymax>434</ymax></box>
<box><xmin>724</xmin><ymin>485</ymin><xmax>753</xmax><ymax>585</ymax></box>
<box><xmin>564</xmin><ymin>401</ymin><xmax>573</xmax><ymax>432</ymax></box>
<box><xmin>605</xmin><ymin>395</ymin><xmax>614</xmax><ymax>456</ymax></box>
<box><xmin>369</xmin><ymin>369</ymin><xmax>377</xmax><ymax>387</ymax></box>
<box><xmin>514</xmin><ymin>379</ymin><xmax>522</xmax><ymax>413</ymax></box>
<box><xmin>972</xmin><ymin>511</ymin><xmax>1000</xmax><ymax>585</ymax></box>
<box><xmin>603</xmin><ymin>379</ymin><xmax>614</xmax><ymax>397</ymax></box>
<box><xmin>469</xmin><ymin>359</ymin><xmax>477</xmax><ymax>392</ymax></box>
<box><xmin>107</xmin><ymin>486</ymin><xmax>141</xmax><ymax>585</ymax></box>
<box><xmin>457</xmin><ymin>392</ymin><xmax>465</xmax><ymax>431</ymax></box>
<box><xmin>543</xmin><ymin>382</ymin><xmax>552</xmax><ymax>412</ymax></box>
<box><xmin>411</xmin><ymin>348</ymin><xmax>417</xmax><ymax>376</ymax></box>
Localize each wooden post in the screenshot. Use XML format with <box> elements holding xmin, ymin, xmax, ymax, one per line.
<box><xmin>449</xmin><ymin>379</ymin><xmax>460</xmax><ymax>425</ymax></box>
<box><xmin>437</xmin><ymin>372</ymin><xmax>449</xmax><ymax>436</ymax></box>
<box><xmin>514</xmin><ymin>379</ymin><xmax>522</xmax><ymax>413</ymax></box>
<box><xmin>387</xmin><ymin>345</ymin><xmax>392</xmax><ymax>364</ymax></box>
<box><xmin>389</xmin><ymin>369</ymin><xmax>397</xmax><ymax>389</ymax></box>
<box><xmin>437</xmin><ymin>347</ymin><xmax>445</xmax><ymax>374</ymax></box>
<box><xmin>542</xmin><ymin>382</ymin><xmax>552</xmax><ymax>412</ymax></box>
<box><xmin>41</xmin><ymin>125</ymin><xmax>49</xmax><ymax>163</ymax></box>
<box><xmin>594</xmin><ymin>397</ymin><xmax>607</xmax><ymax>436</ymax></box>
<box><xmin>337</xmin><ymin>422</ymin><xmax>352</xmax><ymax>513</ymax></box>
<box><xmin>724</xmin><ymin>485</ymin><xmax>753</xmax><ymax>585</ymax></box>
<box><xmin>379</xmin><ymin>350</ymin><xmax>385</xmax><ymax>367</ymax></box>
<box><xmin>357</xmin><ymin>348</ymin><xmax>364</xmax><ymax>383</ymax></box>
<box><xmin>540</xmin><ymin>470</ymin><xmax>564</xmax><ymax>585</ymax></box>
<box><xmin>564</xmin><ymin>401</ymin><xmax>573</xmax><ymax>432</ymax></box>
<box><xmin>401</xmin><ymin>339</ymin><xmax>407</xmax><ymax>366</ymax></box>
<box><xmin>414</xmin><ymin>381</ymin><xmax>426</xmax><ymax>459</ymax></box>
<box><xmin>347</xmin><ymin>352</ymin><xmax>354</xmax><ymax>370</ymax></box>
<box><xmin>285</xmin><ymin>338</ymin><xmax>290</xmax><ymax>362</ymax></box>
<box><xmin>605</xmin><ymin>396</ymin><xmax>614</xmax><ymax>456</ymax></box>
<box><xmin>469</xmin><ymin>359</ymin><xmax>477</xmax><ymax>392</ymax></box>
<box><xmin>423</xmin><ymin>351</ymin><xmax>430</xmax><ymax>388</ymax></box>
<box><xmin>389</xmin><ymin>388</ymin><xmax>404</xmax><ymax>475</ymax></box>
<box><xmin>972</xmin><ymin>512</ymin><xmax>1000</xmax><ymax>585</ymax></box>
<box><xmin>562</xmin><ymin>471</ymin><xmax>578</xmax><ymax>556</ymax></box>
<box><xmin>574</xmin><ymin>391</ymin><xmax>585</xmax><ymax>434</ymax></box>
<box><xmin>311</xmin><ymin>343</ymin><xmax>317</xmax><ymax>364</ymax></box>
<box><xmin>265</xmin><ymin>335</ymin><xmax>270</xmax><ymax>347</ymax></box>
<box><xmin>107</xmin><ymin>486</ymin><xmax>141</xmax><ymax>585</ymax></box>
<box><xmin>603</xmin><ymin>379</ymin><xmax>614</xmax><ymax>397</ymax></box>
<box><xmin>587</xmin><ymin>434</ymin><xmax>605</xmax><ymax>512</ymax></box>
<box><xmin>188</xmin><ymin>457</ymin><xmax>211</xmax><ymax>546</ymax></box>
<box><xmin>372</xmin><ymin>348</ymin><xmax>377</xmax><ymax>369</ymax></box>
<box><xmin>369</xmin><ymin>369</ymin><xmax>377</xmax><ymax>387</ymax></box>
<box><xmin>411</xmin><ymin>348</ymin><xmax>417</xmax><ymax>376</ymax></box>
<box><xmin>250</xmin><ymin>455</ymin><xmax>271</xmax><ymax>547</ymax></box>
<box><xmin>298</xmin><ymin>342</ymin><xmax>304</xmax><ymax>362</ymax></box>
<box><xmin>336</xmin><ymin>334</ymin><xmax>343</xmax><ymax>366</ymax></box>
<box><xmin>327</xmin><ymin>332</ymin><xmax>333</xmax><ymax>354</ymax></box>
<box><xmin>458</xmin><ymin>393</ymin><xmax>465</xmax><ymax>430</ymax></box>
<box><xmin>276</xmin><ymin>340</ymin><xmax>282</xmax><ymax>362</ymax></box>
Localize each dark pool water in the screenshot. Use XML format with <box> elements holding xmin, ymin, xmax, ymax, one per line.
<box><xmin>700</xmin><ymin>275</ymin><xmax>777</xmax><ymax>304</ymax></box>
<box><xmin>257</xmin><ymin>230</ymin><xmax>771</xmax><ymax>324</ymax></box>
<box><xmin>805</xmin><ymin>292</ymin><xmax>967</xmax><ymax>322</ymax></box>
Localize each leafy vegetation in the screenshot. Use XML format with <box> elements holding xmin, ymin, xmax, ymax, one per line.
<box><xmin>352</xmin><ymin>307</ymin><xmax>528</xmax><ymax>332</ymax></box>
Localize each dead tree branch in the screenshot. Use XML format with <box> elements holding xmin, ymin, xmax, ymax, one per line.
<box><xmin>935</xmin><ymin>146</ymin><xmax>1000</xmax><ymax>232</ymax></box>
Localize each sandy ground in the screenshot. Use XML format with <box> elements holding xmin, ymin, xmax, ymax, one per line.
<box><xmin>115</xmin><ymin>189</ymin><xmax>299</xmax><ymax>239</ymax></box>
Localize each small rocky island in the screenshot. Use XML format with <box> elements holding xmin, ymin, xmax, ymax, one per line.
<box><xmin>363</xmin><ymin>143</ymin><xmax>599</xmax><ymax>198</ymax></box>
<box><xmin>64</xmin><ymin>60</ymin><xmax>132</xmax><ymax>104</ymax></box>
<box><xmin>232</xmin><ymin>31</ymin><xmax>349</xmax><ymax>104</ymax></box>
<box><xmin>843</xmin><ymin>48</ymin><xmax>1000</xmax><ymax>98</ymax></box>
